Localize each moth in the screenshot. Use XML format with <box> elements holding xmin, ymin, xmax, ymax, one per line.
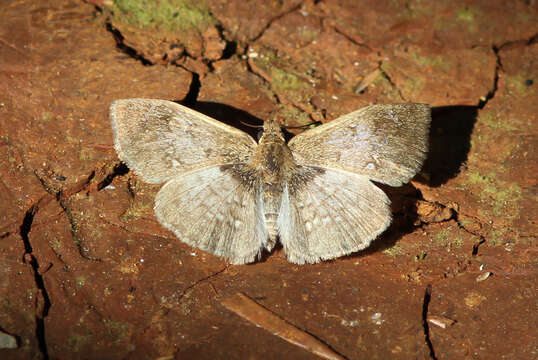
<box><xmin>110</xmin><ymin>99</ymin><xmax>431</xmax><ymax>264</ymax></box>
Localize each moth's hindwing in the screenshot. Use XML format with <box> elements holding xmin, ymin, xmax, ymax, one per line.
<box><xmin>277</xmin><ymin>166</ymin><xmax>391</xmax><ymax>264</ymax></box>
<box><xmin>154</xmin><ymin>165</ymin><xmax>268</xmax><ymax>264</ymax></box>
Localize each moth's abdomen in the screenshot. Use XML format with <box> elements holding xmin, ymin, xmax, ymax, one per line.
<box><xmin>262</xmin><ymin>183</ymin><xmax>282</xmax><ymax>250</ymax></box>
<box><xmin>265</xmin><ymin>212</ymin><xmax>279</xmax><ymax>245</ymax></box>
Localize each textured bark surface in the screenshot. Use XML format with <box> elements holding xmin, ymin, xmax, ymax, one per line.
<box><xmin>0</xmin><ymin>0</ymin><xmax>536</xmax><ymax>359</ymax></box>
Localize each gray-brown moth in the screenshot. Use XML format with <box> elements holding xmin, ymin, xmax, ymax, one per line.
<box><xmin>110</xmin><ymin>99</ymin><xmax>431</xmax><ymax>264</ymax></box>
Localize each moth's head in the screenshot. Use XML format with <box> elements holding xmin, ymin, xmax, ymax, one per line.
<box><xmin>259</xmin><ymin>120</ymin><xmax>285</xmax><ymax>142</ymax></box>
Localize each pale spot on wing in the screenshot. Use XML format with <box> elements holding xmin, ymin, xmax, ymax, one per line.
<box><xmin>305</xmin><ymin>221</ymin><xmax>312</xmax><ymax>232</ymax></box>
<box><xmin>387</xmin><ymin>109</ymin><xmax>401</xmax><ymax>124</ymax></box>
<box><xmin>234</xmin><ymin>220</ymin><xmax>242</xmax><ymax>229</ymax></box>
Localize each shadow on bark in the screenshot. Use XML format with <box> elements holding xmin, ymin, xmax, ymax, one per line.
<box><xmin>422</xmin><ymin>105</ymin><xmax>478</xmax><ymax>187</ymax></box>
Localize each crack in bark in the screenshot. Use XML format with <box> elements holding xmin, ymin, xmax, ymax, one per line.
<box><xmin>95</xmin><ymin>163</ymin><xmax>129</xmax><ymax>191</ymax></box>
<box><xmin>497</xmin><ymin>32</ymin><xmax>538</xmax><ymax>50</ymax></box>
<box><xmin>57</xmin><ymin>198</ymin><xmax>102</xmax><ymax>262</ymax></box>
<box><xmin>378</xmin><ymin>61</ymin><xmax>406</xmax><ymax>101</ymax></box>
<box><xmin>453</xmin><ymin>212</ymin><xmax>488</xmax><ymax>256</ymax></box>
<box><xmin>249</xmin><ymin>2</ymin><xmax>304</xmax><ymax>42</ymax></box>
<box><xmin>103</xmin><ymin>3</ymin><xmax>239</xmax><ymax>82</ymax></box>
<box><xmin>100</xmin><ymin>217</ymin><xmax>170</xmax><ymax>242</ymax></box>
<box><xmin>244</xmin><ymin>54</ymin><xmax>282</xmax><ymax>104</ymax></box>
<box><xmin>332</xmin><ymin>25</ymin><xmax>372</xmax><ymax>50</ymax></box>
<box><xmin>32</xmin><ymin>163</ymin><xmax>130</xmax><ymax>262</ymax></box>
<box><xmin>471</xmin><ymin>238</ymin><xmax>486</xmax><ymax>256</ymax></box>
<box><xmin>422</xmin><ymin>284</ymin><xmax>438</xmax><ymax>360</ymax></box>
<box><xmin>182</xmin><ymin>71</ymin><xmax>202</xmax><ymax>105</ymax></box>
<box><xmin>20</xmin><ymin>204</ymin><xmax>51</xmax><ymax>360</ymax></box>
<box><xmin>215</xmin><ymin>24</ymin><xmax>238</xmax><ymax>60</ymax></box>
<box><xmin>477</xmin><ymin>46</ymin><xmax>500</xmax><ymax>109</ymax></box>
<box><xmin>178</xmin><ymin>266</ymin><xmax>228</xmax><ymax>302</ymax></box>
<box><xmin>244</xmin><ymin>54</ymin><xmax>323</xmax><ymax>123</ymax></box>
<box><xmin>105</xmin><ymin>22</ymin><xmax>153</xmax><ymax>66</ymax></box>
<box><xmin>477</xmin><ymin>33</ymin><xmax>536</xmax><ymax>109</ymax></box>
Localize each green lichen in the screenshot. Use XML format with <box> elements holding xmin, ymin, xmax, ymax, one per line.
<box><xmin>414</xmin><ymin>252</ymin><xmax>427</xmax><ymax>261</ymax></box>
<box><xmin>68</xmin><ymin>333</ymin><xmax>91</xmax><ymax>353</ymax></box>
<box><xmin>79</xmin><ymin>147</ymin><xmax>96</xmax><ymax>161</ymax></box>
<box><xmin>382</xmin><ymin>244</ymin><xmax>404</xmax><ymax>256</ymax></box>
<box><xmin>404</xmin><ymin>77</ymin><xmax>424</xmax><ymax>93</ymax></box>
<box><xmin>271</xmin><ymin>67</ymin><xmax>309</xmax><ymax>92</ymax></box>
<box><xmin>298</xmin><ymin>28</ymin><xmax>319</xmax><ymax>43</ymax></box>
<box><xmin>76</xmin><ymin>276</ymin><xmax>86</xmax><ymax>287</ymax></box>
<box><xmin>252</xmin><ymin>46</ymin><xmax>313</xmax><ymax>97</ymax></box>
<box><xmin>405</xmin><ymin>0</ymin><xmax>434</xmax><ymax>17</ymax></box>
<box><xmin>479</xmin><ymin>112</ymin><xmax>518</xmax><ymax>131</ymax></box>
<box><xmin>458</xmin><ymin>217</ymin><xmax>473</xmax><ymax>228</ymax></box>
<box><xmin>276</xmin><ymin>105</ymin><xmax>310</xmax><ymax>127</ymax></box>
<box><xmin>41</xmin><ymin>112</ymin><xmax>53</xmax><ymax>123</ymax></box>
<box><xmin>435</xmin><ymin>229</ymin><xmax>450</xmax><ymax>245</ymax></box>
<box><xmin>49</xmin><ymin>237</ymin><xmax>63</xmax><ymax>251</ymax></box>
<box><xmin>408</xmin><ymin>51</ymin><xmax>452</xmax><ymax>71</ymax></box>
<box><xmin>103</xmin><ymin>319</ymin><xmax>131</xmax><ymax>343</ymax></box>
<box><xmin>456</xmin><ymin>7</ymin><xmax>479</xmax><ymax>32</ymax></box>
<box><xmin>254</xmin><ymin>47</ymin><xmax>280</xmax><ymax>65</ymax></box>
<box><xmin>452</xmin><ymin>235</ymin><xmax>464</xmax><ymax>248</ymax></box>
<box><xmin>120</xmin><ymin>199</ymin><xmax>153</xmax><ymax>222</ymax></box>
<box><xmin>467</xmin><ymin>172</ymin><xmax>522</xmax><ymax>217</ymax></box>
<box><xmin>489</xmin><ymin>228</ymin><xmax>507</xmax><ymax>246</ymax></box>
<box><xmin>457</xmin><ymin>7</ymin><xmax>476</xmax><ymax>22</ymax></box>
<box><xmin>112</xmin><ymin>0</ymin><xmax>215</xmax><ymax>32</ymax></box>
<box><xmin>504</xmin><ymin>74</ymin><xmax>535</xmax><ymax>97</ymax></box>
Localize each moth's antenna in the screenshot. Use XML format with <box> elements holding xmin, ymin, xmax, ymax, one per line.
<box><xmin>239</xmin><ymin>120</ymin><xmax>263</xmax><ymax>129</ymax></box>
<box><xmin>282</xmin><ymin>121</ymin><xmax>323</xmax><ymax>130</ymax></box>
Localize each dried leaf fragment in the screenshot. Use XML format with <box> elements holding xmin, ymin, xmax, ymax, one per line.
<box><xmin>222</xmin><ymin>293</ymin><xmax>345</xmax><ymax>360</ymax></box>
<box><xmin>416</xmin><ymin>200</ymin><xmax>454</xmax><ymax>223</ymax></box>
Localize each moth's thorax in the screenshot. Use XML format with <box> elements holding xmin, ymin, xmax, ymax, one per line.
<box><xmin>256</xmin><ymin>120</ymin><xmax>295</xmax><ymax>182</ymax></box>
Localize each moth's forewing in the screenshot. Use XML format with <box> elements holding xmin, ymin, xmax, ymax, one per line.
<box><xmin>110</xmin><ymin>99</ymin><xmax>257</xmax><ymax>184</ymax></box>
<box><xmin>288</xmin><ymin>103</ymin><xmax>431</xmax><ymax>186</ymax></box>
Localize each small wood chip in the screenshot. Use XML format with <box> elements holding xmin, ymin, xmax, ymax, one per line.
<box><xmin>222</xmin><ymin>293</ymin><xmax>345</xmax><ymax>360</ymax></box>
<box><xmin>0</xmin><ymin>331</ymin><xmax>17</xmax><ymax>349</ymax></box>
<box><xmin>354</xmin><ymin>69</ymin><xmax>381</xmax><ymax>93</ymax></box>
<box><xmin>476</xmin><ymin>271</ymin><xmax>492</xmax><ymax>282</ymax></box>
<box><xmin>427</xmin><ymin>315</ymin><xmax>456</xmax><ymax>329</ymax></box>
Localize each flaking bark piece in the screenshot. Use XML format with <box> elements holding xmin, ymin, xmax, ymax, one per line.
<box><xmin>222</xmin><ymin>292</ymin><xmax>346</xmax><ymax>360</ymax></box>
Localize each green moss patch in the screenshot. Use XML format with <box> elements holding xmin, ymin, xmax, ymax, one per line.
<box><xmin>111</xmin><ymin>0</ymin><xmax>215</xmax><ymax>32</ymax></box>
